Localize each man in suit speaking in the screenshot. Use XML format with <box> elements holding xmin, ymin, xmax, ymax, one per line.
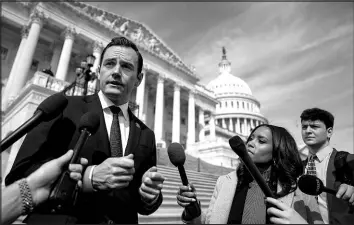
<box><xmin>5</xmin><ymin>37</ymin><xmax>165</xmax><ymax>224</ymax></box>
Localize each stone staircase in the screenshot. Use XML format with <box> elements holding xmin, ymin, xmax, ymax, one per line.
<box><xmin>138</xmin><ymin>165</ymin><xmax>219</xmax><ymax>224</ymax></box>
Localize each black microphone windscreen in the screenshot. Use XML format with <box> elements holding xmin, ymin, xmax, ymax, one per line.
<box><xmin>78</xmin><ymin>112</ymin><xmax>100</xmax><ymax>134</ymax></box>
<box><xmin>298</xmin><ymin>175</ymin><xmax>323</xmax><ymax>195</ymax></box>
<box><xmin>167</xmin><ymin>142</ymin><xmax>186</xmax><ymax>167</ymax></box>
<box><xmin>37</xmin><ymin>93</ymin><xmax>68</xmax><ymax>121</ymax></box>
<box><xmin>229</xmin><ymin>136</ymin><xmax>247</xmax><ymax>156</ymax></box>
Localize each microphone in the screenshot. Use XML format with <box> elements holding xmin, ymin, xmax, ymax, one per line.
<box><xmin>229</xmin><ymin>136</ymin><xmax>276</xmax><ymax>198</ymax></box>
<box><xmin>298</xmin><ymin>175</ymin><xmax>336</xmax><ymax>195</ymax></box>
<box><xmin>49</xmin><ymin>112</ymin><xmax>100</xmax><ymax>214</ymax></box>
<box><xmin>168</xmin><ymin>143</ymin><xmax>188</xmax><ymax>185</ymax></box>
<box><xmin>0</xmin><ymin>93</ymin><xmax>68</xmax><ymax>152</ymax></box>
<box><xmin>167</xmin><ymin>143</ymin><xmax>201</xmax><ymax>219</ymax></box>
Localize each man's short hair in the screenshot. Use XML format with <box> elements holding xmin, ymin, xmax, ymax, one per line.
<box><xmin>99</xmin><ymin>37</ymin><xmax>143</xmax><ymax>75</ymax></box>
<box><xmin>300</xmin><ymin>107</ymin><xmax>334</xmax><ymax>129</ymax></box>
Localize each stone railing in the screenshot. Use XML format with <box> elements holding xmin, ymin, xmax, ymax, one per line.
<box><xmin>22</xmin><ymin>71</ymin><xmax>139</xmax><ymax>111</ymax></box>
<box><xmin>29</xmin><ymin>71</ymin><xmax>98</xmax><ymax>96</ymax></box>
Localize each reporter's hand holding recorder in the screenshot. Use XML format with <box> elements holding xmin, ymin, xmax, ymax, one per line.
<box><xmin>1</xmin><ymin>150</ymin><xmax>88</xmax><ymax>225</ymax></box>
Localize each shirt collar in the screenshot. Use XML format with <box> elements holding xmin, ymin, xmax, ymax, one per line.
<box><xmin>310</xmin><ymin>145</ymin><xmax>333</xmax><ymax>162</ymax></box>
<box><xmin>98</xmin><ymin>91</ymin><xmax>129</xmax><ymax>121</ymax></box>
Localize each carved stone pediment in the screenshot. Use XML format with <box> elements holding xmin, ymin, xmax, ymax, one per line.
<box><xmin>63</xmin><ymin>1</ymin><xmax>196</xmax><ymax>77</ymax></box>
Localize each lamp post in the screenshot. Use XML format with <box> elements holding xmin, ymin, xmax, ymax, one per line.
<box><xmin>63</xmin><ymin>54</ymin><xmax>97</xmax><ymax>96</ymax></box>
<box><xmin>76</xmin><ymin>54</ymin><xmax>96</xmax><ymax>96</ymax></box>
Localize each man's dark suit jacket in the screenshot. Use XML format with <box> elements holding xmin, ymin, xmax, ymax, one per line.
<box><xmin>303</xmin><ymin>148</ymin><xmax>354</xmax><ymax>224</ymax></box>
<box><xmin>5</xmin><ymin>93</ymin><xmax>162</xmax><ymax>224</ymax></box>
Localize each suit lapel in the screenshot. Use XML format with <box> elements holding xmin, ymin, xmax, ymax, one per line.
<box><xmin>84</xmin><ymin>94</ymin><xmax>110</xmax><ymax>158</ymax></box>
<box><xmin>124</xmin><ymin>109</ymin><xmax>141</xmax><ymax>156</ymax></box>
<box><xmin>326</xmin><ymin>148</ymin><xmax>336</xmax><ymax>220</ymax></box>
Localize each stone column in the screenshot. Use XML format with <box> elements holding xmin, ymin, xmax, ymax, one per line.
<box><xmin>198</xmin><ymin>108</ymin><xmax>205</xmax><ymax>142</ymax></box>
<box><xmin>241</xmin><ymin>118</ymin><xmax>245</xmax><ymax>135</ymax></box>
<box><xmin>235</xmin><ymin>117</ymin><xmax>241</xmax><ymax>134</ymax></box>
<box><xmin>92</xmin><ymin>41</ymin><xmax>103</xmax><ymax>74</ymax></box>
<box><xmin>49</xmin><ymin>42</ymin><xmax>62</xmax><ymax>76</ymax></box>
<box><xmin>229</xmin><ymin>118</ymin><xmax>234</xmax><ymax>131</ymax></box>
<box><xmin>209</xmin><ymin>113</ymin><xmax>216</xmax><ymax>140</ymax></box>
<box><xmin>245</xmin><ymin>118</ymin><xmax>249</xmax><ymax>136</ymax></box>
<box><xmin>87</xmin><ymin>41</ymin><xmax>103</xmax><ymax>93</ymax></box>
<box><xmin>172</xmin><ymin>83</ymin><xmax>181</xmax><ymax>143</ymax></box>
<box><xmin>250</xmin><ymin>119</ymin><xmax>254</xmax><ymax>132</ymax></box>
<box><xmin>222</xmin><ymin>118</ymin><xmax>227</xmax><ymax>129</ymax></box>
<box><xmin>55</xmin><ymin>27</ymin><xmax>76</xmax><ymax>81</ymax></box>
<box><xmin>154</xmin><ymin>74</ymin><xmax>165</xmax><ymax>144</ymax></box>
<box><xmin>187</xmin><ymin>90</ymin><xmax>196</xmax><ymax>144</ymax></box>
<box><xmin>245</xmin><ymin>119</ymin><xmax>249</xmax><ymax>135</ymax></box>
<box><xmin>5</xmin><ymin>10</ymin><xmax>44</xmax><ymax>106</ymax></box>
<box><xmin>136</xmin><ymin>69</ymin><xmax>146</xmax><ymax>123</ymax></box>
<box><xmin>2</xmin><ymin>25</ymin><xmax>29</xmax><ymax>108</ymax></box>
<box><xmin>143</xmin><ymin>87</ymin><xmax>149</xmax><ymax>125</ymax></box>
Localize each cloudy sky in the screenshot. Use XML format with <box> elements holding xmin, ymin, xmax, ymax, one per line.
<box><xmin>89</xmin><ymin>2</ymin><xmax>353</xmax><ymax>153</ymax></box>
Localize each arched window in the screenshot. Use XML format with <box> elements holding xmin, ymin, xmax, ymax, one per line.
<box><xmin>242</xmin><ymin>102</ymin><xmax>245</xmax><ymax>109</ymax></box>
<box><xmin>237</xmin><ymin>101</ymin><xmax>239</xmax><ymax>108</ymax></box>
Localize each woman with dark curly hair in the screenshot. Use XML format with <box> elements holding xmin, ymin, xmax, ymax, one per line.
<box><xmin>176</xmin><ymin>124</ymin><xmax>324</xmax><ymax>224</ymax></box>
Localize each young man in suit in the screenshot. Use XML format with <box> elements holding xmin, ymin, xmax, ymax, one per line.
<box><xmin>301</xmin><ymin>108</ymin><xmax>354</xmax><ymax>224</ymax></box>
<box><xmin>5</xmin><ymin>37</ymin><xmax>165</xmax><ymax>224</ymax></box>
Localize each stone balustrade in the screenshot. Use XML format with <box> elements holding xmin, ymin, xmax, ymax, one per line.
<box><xmin>7</xmin><ymin>71</ymin><xmax>138</xmax><ymax>112</ymax></box>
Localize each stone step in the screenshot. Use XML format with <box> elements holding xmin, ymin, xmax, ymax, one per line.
<box><xmin>162</xmin><ymin>179</ymin><xmax>217</xmax><ymax>189</ymax></box>
<box><xmin>161</xmin><ymin>173</ymin><xmax>218</xmax><ymax>184</ymax></box>
<box><xmin>157</xmin><ymin>165</ymin><xmax>220</xmax><ymax>179</ymax></box>
<box><xmin>162</xmin><ymin>183</ymin><xmax>215</xmax><ymax>193</ymax></box>
<box><xmin>152</xmin><ymin>199</ymin><xmax>210</xmax><ymax>212</ymax></box>
<box><xmin>138</xmin><ymin>212</ymin><xmax>183</xmax><ymax>224</ymax></box>
<box><xmin>163</xmin><ymin>193</ymin><xmax>212</xmax><ymax>203</ymax></box>
<box><xmin>162</xmin><ymin>187</ymin><xmax>213</xmax><ymax>197</ymax></box>
<box><xmin>162</xmin><ymin>174</ymin><xmax>217</xmax><ymax>183</ymax></box>
<box><xmin>157</xmin><ymin>165</ymin><xmax>220</xmax><ymax>177</ymax></box>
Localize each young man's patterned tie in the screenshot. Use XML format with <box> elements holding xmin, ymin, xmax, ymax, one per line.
<box><xmin>306</xmin><ymin>154</ymin><xmax>318</xmax><ymax>200</ymax></box>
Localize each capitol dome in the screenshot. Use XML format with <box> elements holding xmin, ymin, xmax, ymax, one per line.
<box><xmin>207</xmin><ymin>72</ymin><xmax>253</xmax><ymax>96</ymax></box>
<box><xmin>207</xmin><ymin>47</ymin><xmax>252</xmax><ymax>97</ymax></box>
<box><xmin>206</xmin><ymin>47</ymin><xmax>268</xmax><ymax>138</ymax></box>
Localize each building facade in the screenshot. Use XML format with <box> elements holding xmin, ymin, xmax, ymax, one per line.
<box><xmin>1</xmin><ymin>1</ymin><xmax>268</xmax><ymax>179</ymax></box>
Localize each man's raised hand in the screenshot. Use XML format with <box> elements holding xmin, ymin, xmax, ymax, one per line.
<box><xmin>139</xmin><ymin>166</ymin><xmax>165</xmax><ymax>203</ymax></box>
<box><xmin>92</xmin><ymin>154</ymin><xmax>135</xmax><ymax>190</ymax></box>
